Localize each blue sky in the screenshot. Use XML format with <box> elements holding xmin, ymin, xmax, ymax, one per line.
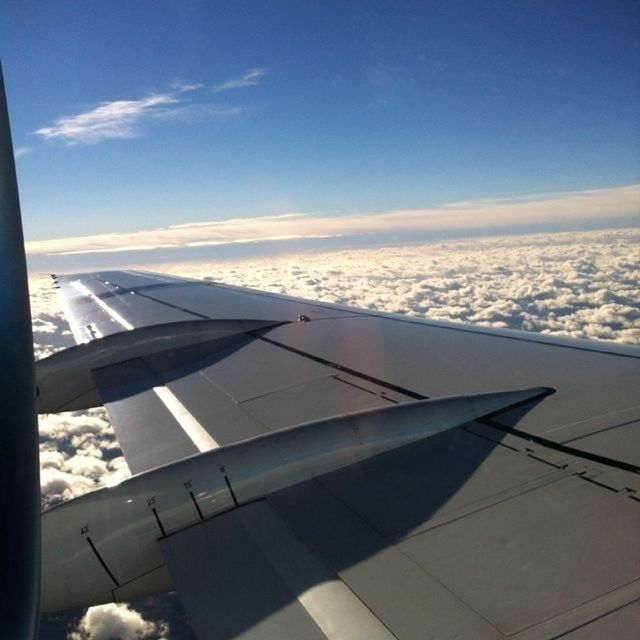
<box><xmin>1</xmin><ymin>1</ymin><xmax>638</xmax><ymax>245</ymax></box>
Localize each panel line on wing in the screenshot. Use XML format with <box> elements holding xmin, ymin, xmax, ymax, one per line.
<box><xmin>152</xmin><ymin>385</ymin><xmax>219</xmax><ymax>452</ymax></box>
<box><xmin>71</xmin><ymin>280</ymin><xmax>134</xmax><ymax>330</ymax></box>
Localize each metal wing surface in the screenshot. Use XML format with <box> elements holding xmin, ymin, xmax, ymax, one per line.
<box><xmin>44</xmin><ymin>269</ymin><xmax>640</xmax><ymax>640</ymax></box>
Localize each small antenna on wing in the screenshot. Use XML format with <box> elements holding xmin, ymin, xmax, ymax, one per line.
<box><xmin>0</xmin><ymin>61</ymin><xmax>40</xmax><ymax>638</ymax></box>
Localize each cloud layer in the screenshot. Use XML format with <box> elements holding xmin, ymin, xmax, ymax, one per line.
<box><xmin>35</xmin><ymin>227</ymin><xmax>639</xmax><ymax>637</ymax></box>
<box><xmin>25</xmin><ymin>185</ymin><xmax>640</xmax><ymax>258</ymax></box>
<box><xmin>155</xmin><ymin>227</ymin><xmax>640</xmax><ymax>343</ymax></box>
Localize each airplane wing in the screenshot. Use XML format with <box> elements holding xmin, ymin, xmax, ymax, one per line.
<box><xmin>38</xmin><ymin>269</ymin><xmax>640</xmax><ymax>640</ymax></box>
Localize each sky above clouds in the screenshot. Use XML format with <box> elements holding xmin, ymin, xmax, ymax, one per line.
<box><xmin>1</xmin><ymin>1</ymin><xmax>639</xmax><ymax>248</ymax></box>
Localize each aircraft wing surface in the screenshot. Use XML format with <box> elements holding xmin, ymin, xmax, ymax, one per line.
<box><xmin>42</xmin><ymin>269</ymin><xmax>640</xmax><ymax>640</ymax></box>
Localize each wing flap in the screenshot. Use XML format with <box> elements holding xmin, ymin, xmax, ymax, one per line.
<box><xmin>269</xmin><ymin>436</ymin><xmax>640</xmax><ymax>640</ymax></box>
<box><xmin>87</xmin><ymin>324</ymin><xmax>408</xmax><ymax>473</ymax></box>
<box><xmin>93</xmin><ymin>359</ymin><xmax>200</xmax><ymax>474</ymax></box>
<box><xmin>160</xmin><ymin>501</ymin><xmax>397</xmax><ymax>640</ymax></box>
<box><xmin>269</xmin><ymin>478</ymin><xmax>503</xmax><ymax>640</ymax></box>
<box><xmin>397</xmin><ymin>474</ymin><xmax>640</xmax><ymax>636</ymax></box>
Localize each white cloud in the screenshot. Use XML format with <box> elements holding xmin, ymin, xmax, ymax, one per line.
<box><xmin>14</xmin><ymin>146</ymin><xmax>30</xmax><ymax>158</ymax></box>
<box><xmin>24</xmin><ymin>184</ymin><xmax>640</xmax><ymax>257</ymax></box>
<box><xmin>32</xmin><ymin>81</ymin><xmax>237</xmax><ymax>146</ymax></box>
<box><xmin>34</xmin><ymin>93</ymin><xmax>180</xmax><ymax>145</ymax></box>
<box><xmin>38</xmin><ymin>406</ymin><xmax>129</xmax><ymax>508</ymax></box>
<box><xmin>40</xmin><ymin>467</ymin><xmax>96</xmax><ymax>505</ymax></box>
<box><xmin>67</xmin><ymin>603</ymin><xmax>169</xmax><ymax>640</ymax></box>
<box><xmin>62</xmin><ymin>454</ymin><xmax>108</xmax><ymax>479</ymax></box>
<box><xmin>39</xmin><ymin>449</ymin><xmax>66</xmax><ymax>469</ymax></box>
<box><xmin>170</xmin><ymin>81</ymin><xmax>204</xmax><ymax>93</ymax></box>
<box><xmin>213</xmin><ymin>67</ymin><xmax>265</xmax><ymax>93</ymax></box>
<box><xmin>105</xmin><ymin>456</ymin><xmax>133</xmax><ymax>487</ymax></box>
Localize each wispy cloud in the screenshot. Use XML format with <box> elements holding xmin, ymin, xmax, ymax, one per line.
<box><xmin>14</xmin><ymin>146</ymin><xmax>30</xmax><ymax>159</ymax></box>
<box><xmin>213</xmin><ymin>68</ymin><xmax>265</xmax><ymax>93</ymax></box>
<box><xmin>33</xmin><ymin>71</ymin><xmax>262</xmax><ymax>147</ymax></box>
<box><xmin>32</xmin><ymin>82</ymin><xmax>227</xmax><ymax>146</ymax></box>
<box><xmin>34</xmin><ymin>93</ymin><xmax>179</xmax><ymax>145</ymax></box>
<box><xmin>24</xmin><ymin>185</ymin><xmax>640</xmax><ymax>257</ymax></box>
<box><xmin>170</xmin><ymin>81</ymin><xmax>204</xmax><ymax>93</ymax></box>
